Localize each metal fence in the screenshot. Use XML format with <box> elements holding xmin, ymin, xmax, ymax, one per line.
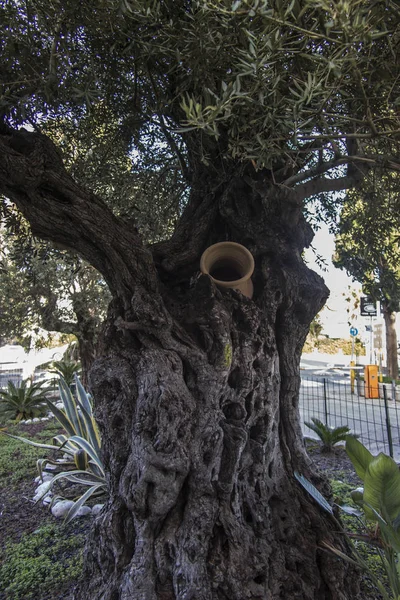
<box><xmin>0</xmin><ymin>368</ymin><xmax>59</xmax><ymax>392</ymax></box>
<box><xmin>0</xmin><ymin>368</ymin><xmax>23</xmax><ymax>389</ymax></box>
<box><xmin>300</xmin><ymin>376</ymin><xmax>400</xmax><ymax>460</ymax></box>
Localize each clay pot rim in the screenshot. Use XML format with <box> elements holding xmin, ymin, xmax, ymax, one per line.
<box><xmin>200</xmin><ymin>241</ymin><xmax>255</xmax><ymax>287</ymax></box>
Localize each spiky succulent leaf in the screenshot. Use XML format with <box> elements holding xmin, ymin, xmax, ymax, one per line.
<box><xmin>64</xmin><ymin>484</ymin><xmax>104</xmax><ymax>524</ymax></box>
<box><xmin>58</xmin><ymin>378</ymin><xmax>85</xmax><ymax>438</ymax></box>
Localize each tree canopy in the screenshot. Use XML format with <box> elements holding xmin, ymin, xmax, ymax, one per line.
<box><xmin>1</xmin><ymin>0</ymin><xmax>399</xmax><ymax>210</ymax></box>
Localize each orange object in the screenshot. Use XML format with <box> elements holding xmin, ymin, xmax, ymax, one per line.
<box><xmin>364</xmin><ymin>365</ymin><xmax>379</xmax><ymax>399</ymax></box>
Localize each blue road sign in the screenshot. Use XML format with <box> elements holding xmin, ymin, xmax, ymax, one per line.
<box><xmin>350</xmin><ymin>327</ymin><xmax>358</xmax><ymax>337</ymax></box>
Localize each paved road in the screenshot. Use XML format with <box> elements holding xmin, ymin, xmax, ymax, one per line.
<box><xmin>300</xmin><ymin>356</ymin><xmax>363</xmax><ymax>383</ymax></box>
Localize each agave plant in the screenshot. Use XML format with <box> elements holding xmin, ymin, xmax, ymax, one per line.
<box><xmin>49</xmin><ymin>359</ymin><xmax>81</xmax><ymax>387</ymax></box>
<box><xmin>0</xmin><ymin>378</ymin><xmax>50</xmax><ymax>422</ymax></box>
<box><xmin>1</xmin><ymin>375</ymin><xmax>106</xmax><ymax>523</ymax></box>
<box><xmin>304</xmin><ymin>417</ymin><xmax>354</xmax><ymax>452</ymax></box>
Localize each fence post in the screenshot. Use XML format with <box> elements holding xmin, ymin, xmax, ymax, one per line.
<box><xmin>383</xmin><ymin>385</ymin><xmax>394</xmax><ymax>458</ymax></box>
<box><xmin>392</xmin><ymin>380</ymin><xmax>396</xmax><ymax>402</ymax></box>
<box><xmin>356</xmin><ymin>372</ymin><xmax>361</xmax><ymax>397</ymax></box>
<box><xmin>323</xmin><ymin>378</ymin><xmax>328</xmax><ymax>425</ymax></box>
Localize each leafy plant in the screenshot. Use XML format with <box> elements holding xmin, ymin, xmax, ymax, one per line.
<box><xmin>295</xmin><ymin>437</ymin><xmax>400</xmax><ymax>600</ymax></box>
<box><xmin>1</xmin><ymin>376</ymin><xmax>106</xmax><ymax>523</ymax></box>
<box><xmin>49</xmin><ymin>359</ymin><xmax>81</xmax><ymax>387</ymax></box>
<box><xmin>304</xmin><ymin>417</ymin><xmax>354</xmax><ymax>452</ymax></box>
<box><xmin>0</xmin><ymin>378</ymin><xmax>50</xmax><ymax>422</ymax></box>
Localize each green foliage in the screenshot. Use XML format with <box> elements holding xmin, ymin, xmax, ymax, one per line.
<box><xmin>0</xmin><ymin>378</ymin><xmax>50</xmax><ymax>422</ymax></box>
<box><xmin>299</xmin><ymin>438</ymin><xmax>400</xmax><ymax>599</ymax></box>
<box><xmin>1</xmin><ymin>376</ymin><xmax>106</xmax><ymax>523</ymax></box>
<box><xmin>345</xmin><ymin>436</ymin><xmax>374</xmax><ymax>481</ymax></box>
<box><xmin>346</xmin><ymin>437</ymin><xmax>400</xmax><ymax>524</ymax></box>
<box><xmin>0</xmin><ymin>426</ymin><xmax>47</xmax><ymax>485</ymax></box>
<box><xmin>303</xmin><ymin>335</ymin><xmax>366</xmax><ymax>356</ymax></box>
<box><xmin>304</xmin><ymin>417</ymin><xmax>353</xmax><ymax>452</ymax></box>
<box><xmin>330</xmin><ymin>479</ymin><xmax>355</xmax><ymax>505</ymax></box>
<box><xmin>295</xmin><ymin>468</ymin><xmax>394</xmax><ymax>599</ymax></box>
<box><xmin>0</xmin><ymin>222</ymin><xmax>110</xmax><ymax>356</ymax></box>
<box><xmin>0</xmin><ymin>523</ymin><xmax>84</xmax><ymax>600</ymax></box>
<box><xmin>334</xmin><ymin>171</ymin><xmax>400</xmax><ymax>315</ymax></box>
<box><xmin>345</xmin><ymin>437</ymin><xmax>400</xmax><ymax>599</ymax></box>
<box><xmin>50</xmin><ymin>359</ymin><xmax>81</xmax><ymax>387</ymax></box>
<box><xmin>308</xmin><ymin>316</ymin><xmax>323</xmax><ymax>346</ymax></box>
<box><xmin>1</xmin><ymin>0</ymin><xmax>398</xmax><ymax>179</ymax></box>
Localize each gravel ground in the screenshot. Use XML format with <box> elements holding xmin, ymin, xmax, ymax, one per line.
<box><xmin>305</xmin><ymin>438</ymin><xmax>362</xmax><ymax>487</ymax></box>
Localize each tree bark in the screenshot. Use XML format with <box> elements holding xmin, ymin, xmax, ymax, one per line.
<box><xmin>0</xmin><ymin>125</ymin><xmax>361</xmax><ymax>600</ymax></box>
<box><xmin>382</xmin><ymin>302</ymin><xmax>399</xmax><ymax>380</ymax></box>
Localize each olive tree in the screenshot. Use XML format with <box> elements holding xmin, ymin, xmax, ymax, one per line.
<box><xmin>0</xmin><ymin>1</ymin><xmax>399</xmax><ymax>598</ymax></box>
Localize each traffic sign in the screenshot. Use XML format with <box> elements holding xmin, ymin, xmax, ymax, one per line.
<box><xmin>349</xmin><ymin>327</ymin><xmax>358</xmax><ymax>337</ymax></box>
<box><xmin>360</xmin><ymin>296</ymin><xmax>377</xmax><ymax>317</ymax></box>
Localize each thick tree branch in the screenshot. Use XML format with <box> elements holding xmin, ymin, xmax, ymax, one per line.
<box><xmin>0</xmin><ymin>124</ymin><xmax>158</xmax><ymax>305</ymax></box>
<box><xmin>292</xmin><ymin>174</ymin><xmax>363</xmax><ymax>203</ymax></box>
<box><xmin>284</xmin><ymin>154</ymin><xmax>400</xmax><ymax>190</ymax></box>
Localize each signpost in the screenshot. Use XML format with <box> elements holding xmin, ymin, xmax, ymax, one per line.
<box><xmin>373</xmin><ymin>323</ymin><xmax>383</xmax><ymax>382</ymax></box>
<box><xmin>349</xmin><ymin>327</ymin><xmax>358</xmax><ymax>394</ymax></box>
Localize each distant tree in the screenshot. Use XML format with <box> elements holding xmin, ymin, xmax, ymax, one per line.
<box><xmin>334</xmin><ymin>171</ymin><xmax>400</xmax><ymax>378</ymax></box>
<box><xmin>0</xmin><ymin>222</ymin><xmax>110</xmax><ymax>382</ymax></box>
<box><xmin>308</xmin><ymin>315</ymin><xmax>323</xmax><ymax>349</ymax></box>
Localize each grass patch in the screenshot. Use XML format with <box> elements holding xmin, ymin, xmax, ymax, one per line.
<box><xmin>0</xmin><ymin>429</ymin><xmax>47</xmax><ymax>485</ymax></box>
<box><xmin>0</xmin><ymin>523</ymin><xmax>84</xmax><ymax>600</ymax></box>
<box><xmin>0</xmin><ymin>418</ymin><xmax>88</xmax><ymax>599</ymax></box>
<box><xmin>0</xmin><ymin>418</ymin><xmax>64</xmax><ymax>486</ymax></box>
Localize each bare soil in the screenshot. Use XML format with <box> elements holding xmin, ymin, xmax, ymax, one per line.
<box><xmin>305</xmin><ymin>438</ymin><xmax>362</xmax><ymax>487</ymax></box>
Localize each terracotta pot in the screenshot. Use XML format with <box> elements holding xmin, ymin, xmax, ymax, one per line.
<box><xmin>200</xmin><ymin>242</ymin><xmax>254</xmax><ymax>299</ymax></box>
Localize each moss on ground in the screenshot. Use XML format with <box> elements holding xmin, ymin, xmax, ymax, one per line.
<box><xmin>0</xmin><ymin>429</ymin><xmax>47</xmax><ymax>485</ymax></box>
<box><xmin>0</xmin><ymin>419</ymin><xmax>87</xmax><ymax>600</ymax></box>
<box><xmin>0</xmin><ymin>523</ymin><xmax>84</xmax><ymax>599</ymax></box>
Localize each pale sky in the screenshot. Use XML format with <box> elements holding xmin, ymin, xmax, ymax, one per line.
<box><xmin>304</xmin><ymin>223</ymin><xmax>361</xmax><ymax>338</ymax></box>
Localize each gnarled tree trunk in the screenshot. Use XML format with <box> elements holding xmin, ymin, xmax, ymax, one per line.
<box><xmin>0</xmin><ymin>125</ymin><xmax>361</xmax><ymax>600</ymax></box>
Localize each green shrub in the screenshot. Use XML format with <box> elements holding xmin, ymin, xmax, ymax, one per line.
<box><xmin>49</xmin><ymin>359</ymin><xmax>81</xmax><ymax>387</ymax></box>
<box><xmin>0</xmin><ymin>523</ymin><xmax>84</xmax><ymax>599</ymax></box>
<box><xmin>0</xmin><ymin>379</ymin><xmax>50</xmax><ymax>422</ymax></box>
<box><xmin>303</xmin><ymin>336</ymin><xmax>366</xmax><ymax>355</ymax></box>
<box><xmin>304</xmin><ymin>417</ymin><xmax>354</xmax><ymax>452</ymax></box>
